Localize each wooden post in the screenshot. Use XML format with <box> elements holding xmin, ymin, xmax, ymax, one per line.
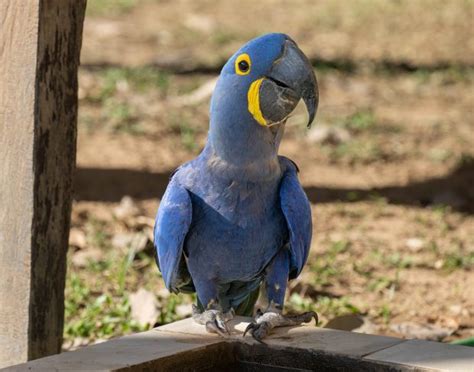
<box><xmin>0</xmin><ymin>0</ymin><xmax>86</xmax><ymax>367</ymax></box>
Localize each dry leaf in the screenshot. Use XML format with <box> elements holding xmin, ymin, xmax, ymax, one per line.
<box><xmin>130</xmin><ymin>288</ymin><xmax>159</xmax><ymax>326</ymax></box>
<box><xmin>390</xmin><ymin>322</ymin><xmax>455</xmax><ymax>341</ymax></box>
<box><xmin>69</xmin><ymin>228</ymin><xmax>87</xmax><ymax>249</ymax></box>
<box><xmin>71</xmin><ymin>248</ymin><xmax>104</xmax><ymax>268</ymax></box>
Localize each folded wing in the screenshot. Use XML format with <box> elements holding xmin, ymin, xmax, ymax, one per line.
<box><xmin>154</xmin><ymin>178</ymin><xmax>194</xmax><ymax>293</ymax></box>
<box><xmin>279</xmin><ymin>165</ymin><xmax>312</xmax><ymax>279</ymax></box>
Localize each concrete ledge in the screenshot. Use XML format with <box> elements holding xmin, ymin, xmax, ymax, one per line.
<box><xmin>3</xmin><ymin>317</ymin><xmax>473</xmax><ymax>371</ymax></box>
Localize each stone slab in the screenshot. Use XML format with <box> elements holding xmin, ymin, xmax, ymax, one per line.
<box><xmin>365</xmin><ymin>339</ymin><xmax>474</xmax><ymax>372</ymax></box>
<box><xmin>6</xmin><ymin>317</ymin><xmax>473</xmax><ymax>371</ymax></box>
<box><xmin>158</xmin><ymin>316</ymin><xmax>405</xmax><ymax>358</ymax></box>
<box><xmin>3</xmin><ymin>329</ymin><xmax>219</xmax><ymax>371</ymax></box>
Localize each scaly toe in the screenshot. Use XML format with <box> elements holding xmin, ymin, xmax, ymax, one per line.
<box><xmin>193</xmin><ymin>307</ymin><xmax>234</xmax><ymax>337</ymax></box>
<box><xmin>216</xmin><ymin>314</ymin><xmax>231</xmax><ymax>334</ymax></box>
<box><xmin>251</xmin><ymin>321</ymin><xmax>271</xmax><ymax>343</ymax></box>
<box><xmin>243</xmin><ymin>310</ymin><xmax>318</xmax><ymax>341</ymax></box>
<box><xmin>243</xmin><ymin>321</ymin><xmax>269</xmax><ymax>343</ymax></box>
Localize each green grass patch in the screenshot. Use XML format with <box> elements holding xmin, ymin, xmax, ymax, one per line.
<box><xmin>102</xmin><ymin>99</ymin><xmax>144</xmax><ymax>135</ymax></box>
<box><xmin>288</xmin><ymin>293</ymin><xmax>361</xmax><ymax>321</ymax></box>
<box><xmin>64</xmin><ymin>274</ymin><xmax>145</xmax><ymax>341</ymax></box>
<box><xmin>325</xmin><ymin>139</ymin><xmax>384</xmax><ymax>164</ymax></box>
<box><xmin>442</xmin><ymin>252</ymin><xmax>474</xmax><ymax>272</ymax></box>
<box><xmin>309</xmin><ymin>240</ymin><xmax>350</xmax><ymax>287</ymax></box>
<box><xmin>99</xmin><ymin>67</ymin><xmax>169</xmax><ymax>100</ymax></box>
<box><xmin>378</xmin><ymin>303</ymin><xmax>392</xmax><ymax>324</ymax></box>
<box><xmin>341</xmin><ymin>109</ymin><xmax>377</xmax><ymax>132</ymax></box>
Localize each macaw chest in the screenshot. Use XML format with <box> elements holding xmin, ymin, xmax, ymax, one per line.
<box><xmin>183</xmin><ymin>179</ymin><xmax>288</xmax><ymax>281</ymax></box>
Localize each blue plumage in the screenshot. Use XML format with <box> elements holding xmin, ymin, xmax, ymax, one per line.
<box><xmin>154</xmin><ymin>33</ymin><xmax>317</xmax><ymax>329</ymax></box>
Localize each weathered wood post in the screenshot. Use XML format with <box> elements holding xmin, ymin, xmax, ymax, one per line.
<box><xmin>0</xmin><ymin>0</ymin><xmax>86</xmax><ymax>367</ymax></box>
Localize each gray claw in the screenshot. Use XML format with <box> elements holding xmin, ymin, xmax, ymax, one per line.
<box><xmin>206</xmin><ymin>319</ymin><xmax>230</xmax><ymax>337</ymax></box>
<box><xmin>194</xmin><ymin>307</ymin><xmax>234</xmax><ymax>337</ymax></box>
<box><xmin>312</xmin><ymin>311</ymin><xmax>319</xmax><ymax>325</ymax></box>
<box><xmin>243</xmin><ymin>322</ymin><xmax>256</xmax><ymax>337</ymax></box>
<box><xmin>216</xmin><ymin>316</ymin><xmax>230</xmax><ymax>334</ymax></box>
<box><xmin>244</xmin><ymin>321</ymin><xmax>269</xmax><ymax>344</ymax></box>
<box><xmin>243</xmin><ymin>309</ymin><xmax>319</xmax><ymax>341</ymax></box>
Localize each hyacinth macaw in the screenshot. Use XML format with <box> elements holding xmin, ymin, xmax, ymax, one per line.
<box><xmin>154</xmin><ymin>33</ymin><xmax>318</xmax><ymax>341</ymax></box>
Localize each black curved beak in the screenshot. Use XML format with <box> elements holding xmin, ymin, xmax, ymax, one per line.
<box><xmin>259</xmin><ymin>39</ymin><xmax>319</xmax><ymax>128</ymax></box>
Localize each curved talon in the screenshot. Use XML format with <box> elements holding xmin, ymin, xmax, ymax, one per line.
<box><xmin>302</xmin><ymin>311</ymin><xmax>319</xmax><ymax>325</ymax></box>
<box><xmin>243</xmin><ymin>322</ymin><xmax>256</xmax><ymax>337</ymax></box>
<box><xmin>247</xmin><ymin>322</ymin><xmax>269</xmax><ymax>343</ymax></box>
<box><xmin>206</xmin><ymin>319</ymin><xmax>230</xmax><ymax>337</ymax></box>
<box><xmin>243</xmin><ymin>322</ymin><xmax>267</xmax><ymax>344</ymax></box>
<box><xmin>311</xmin><ymin>311</ymin><xmax>319</xmax><ymax>325</ymax></box>
<box><xmin>216</xmin><ymin>316</ymin><xmax>231</xmax><ymax>335</ymax></box>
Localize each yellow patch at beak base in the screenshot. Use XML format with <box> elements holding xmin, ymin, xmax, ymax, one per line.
<box><xmin>247</xmin><ymin>78</ymin><xmax>267</xmax><ymax>126</ymax></box>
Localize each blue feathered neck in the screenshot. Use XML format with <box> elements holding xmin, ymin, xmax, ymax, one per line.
<box><xmin>203</xmin><ymin>33</ymin><xmax>288</xmax><ymax>180</ymax></box>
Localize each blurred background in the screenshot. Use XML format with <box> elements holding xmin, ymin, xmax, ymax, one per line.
<box><xmin>65</xmin><ymin>0</ymin><xmax>474</xmax><ymax>349</ymax></box>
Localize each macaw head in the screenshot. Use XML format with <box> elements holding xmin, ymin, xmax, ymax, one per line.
<box><xmin>208</xmin><ymin>33</ymin><xmax>318</xmax><ymax>166</ymax></box>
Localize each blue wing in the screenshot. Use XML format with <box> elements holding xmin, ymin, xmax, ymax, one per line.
<box><xmin>154</xmin><ymin>177</ymin><xmax>193</xmax><ymax>293</ymax></box>
<box><xmin>279</xmin><ymin>161</ymin><xmax>312</xmax><ymax>279</ymax></box>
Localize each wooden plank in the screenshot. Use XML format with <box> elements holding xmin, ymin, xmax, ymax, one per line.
<box><xmin>0</xmin><ymin>0</ymin><xmax>86</xmax><ymax>367</ymax></box>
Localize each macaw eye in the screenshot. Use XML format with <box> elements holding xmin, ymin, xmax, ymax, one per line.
<box><xmin>239</xmin><ymin>61</ymin><xmax>249</xmax><ymax>72</ymax></box>
<box><xmin>235</xmin><ymin>53</ymin><xmax>251</xmax><ymax>75</ymax></box>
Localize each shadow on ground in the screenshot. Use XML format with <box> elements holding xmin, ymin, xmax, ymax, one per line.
<box><xmin>74</xmin><ymin>159</ymin><xmax>474</xmax><ymax>214</ymax></box>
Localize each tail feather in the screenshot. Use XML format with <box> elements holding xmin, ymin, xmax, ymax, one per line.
<box><xmin>234</xmin><ymin>286</ymin><xmax>260</xmax><ymax>317</ymax></box>
<box><xmin>195</xmin><ymin>286</ymin><xmax>260</xmax><ymax>317</ymax></box>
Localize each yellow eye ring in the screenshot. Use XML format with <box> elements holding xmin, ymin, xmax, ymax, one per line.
<box><xmin>235</xmin><ymin>53</ymin><xmax>251</xmax><ymax>75</ymax></box>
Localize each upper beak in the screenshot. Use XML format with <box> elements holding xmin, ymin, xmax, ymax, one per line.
<box><xmin>259</xmin><ymin>39</ymin><xmax>319</xmax><ymax>128</ymax></box>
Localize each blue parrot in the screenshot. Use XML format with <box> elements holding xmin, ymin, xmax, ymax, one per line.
<box><xmin>154</xmin><ymin>33</ymin><xmax>318</xmax><ymax>341</ymax></box>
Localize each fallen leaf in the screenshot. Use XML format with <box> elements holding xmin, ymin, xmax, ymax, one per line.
<box><xmin>325</xmin><ymin>314</ymin><xmax>363</xmax><ymax>330</ymax></box>
<box><xmin>306</xmin><ymin>125</ymin><xmax>351</xmax><ymax>145</ymax></box>
<box><xmin>405</xmin><ymin>238</ymin><xmax>424</xmax><ymax>252</ymax></box>
<box><xmin>113</xmin><ymin>232</ymin><xmax>150</xmax><ymax>254</ymax></box>
<box><xmin>175</xmin><ymin>303</ymin><xmax>193</xmax><ymax>318</ymax></box>
<box><xmin>134</xmin><ymin>216</ymin><xmax>155</xmax><ymax>228</ymax></box>
<box><xmin>63</xmin><ymin>337</ymin><xmax>90</xmax><ymax>351</ymax></box>
<box><xmin>111</xmin><ymin>233</ymin><xmax>135</xmax><ymax>250</ymax></box>
<box><xmin>69</xmin><ymin>228</ymin><xmax>87</xmax><ymax>249</ymax></box>
<box><xmin>325</xmin><ymin>314</ymin><xmax>378</xmax><ymax>334</ymax></box>
<box><xmin>390</xmin><ymin>322</ymin><xmax>455</xmax><ymax>341</ymax></box>
<box><xmin>129</xmin><ymin>288</ymin><xmax>159</xmax><ymax>326</ymax></box>
<box><xmin>156</xmin><ymin>288</ymin><xmax>170</xmax><ymax>299</ymax></box>
<box><xmin>71</xmin><ymin>248</ymin><xmax>104</xmax><ymax>268</ymax></box>
<box><xmin>114</xmin><ymin>196</ymin><xmax>140</xmax><ymax>220</ymax></box>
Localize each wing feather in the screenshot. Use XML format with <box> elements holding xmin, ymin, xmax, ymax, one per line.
<box><xmin>154</xmin><ymin>179</ymin><xmax>193</xmax><ymax>292</ymax></box>
<box><xmin>279</xmin><ymin>165</ymin><xmax>312</xmax><ymax>279</ymax></box>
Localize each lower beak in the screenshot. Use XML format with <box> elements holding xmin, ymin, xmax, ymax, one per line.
<box><xmin>258</xmin><ymin>39</ymin><xmax>318</xmax><ymax>128</ymax></box>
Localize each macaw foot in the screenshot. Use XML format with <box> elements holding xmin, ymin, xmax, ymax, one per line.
<box><xmin>244</xmin><ymin>308</ymin><xmax>318</xmax><ymax>343</ymax></box>
<box><xmin>192</xmin><ymin>305</ymin><xmax>235</xmax><ymax>337</ymax></box>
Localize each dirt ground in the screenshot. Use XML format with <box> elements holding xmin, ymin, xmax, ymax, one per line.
<box><xmin>65</xmin><ymin>0</ymin><xmax>474</xmax><ymax>348</ymax></box>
